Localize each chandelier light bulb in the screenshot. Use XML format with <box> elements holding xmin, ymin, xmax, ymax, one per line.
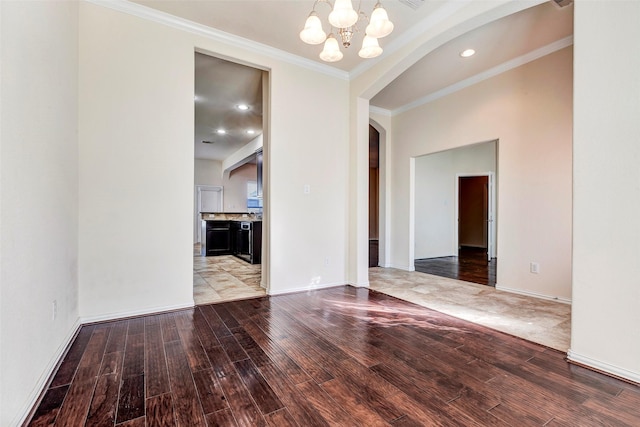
<box><xmin>319</xmin><ymin>34</ymin><xmax>343</xmax><ymax>62</ymax></box>
<box><xmin>328</xmin><ymin>0</ymin><xmax>359</xmax><ymax>29</ymax></box>
<box><xmin>299</xmin><ymin>11</ymin><xmax>327</xmax><ymax>45</ymax></box>
<box><xmin>358</xmin><ymin>35</ymin><xmax>383</xmax><ymax>58</ymax></box>
<box><xmin>366</xmin><ymin>3</ymin><xmax>394</xmax><ymax>38</ymax></box>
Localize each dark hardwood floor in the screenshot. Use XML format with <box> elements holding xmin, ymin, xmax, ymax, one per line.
<box><xmin>26</xmin><ymin>286</ymin><xmax>640</xmax><ymax>426</ymax></box>
<box><xmin>415</xmin><ymin>246</ymin><xmax>497</xmax><ymax>286</ymax></box>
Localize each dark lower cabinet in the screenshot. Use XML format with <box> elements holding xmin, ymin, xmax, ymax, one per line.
<box><xmin>201</xmin><ymin>221</ymin><xmax>231</xmax><ymax>256</ymax></box>
<box><xmin>201</xmin><ymin>219</ymin><xmax>262</xmax><ymax>264</ymax></box>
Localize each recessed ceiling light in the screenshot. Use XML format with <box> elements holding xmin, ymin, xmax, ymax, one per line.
<box><xmin>236</xmin><ymin>104</ymin><xmax>250</xmax><ymax>111</ymax></box>
<box><xmin>246</xmin><ymin>130</ymin><xmax>256</xmax><ymax>135</ymax></box>
<box><xmin>460</xmin><ymin>49</ymin><xmax>476</xmax><ymax>58</ymax></box>
<box><xmin>216</xmin><ymin>129</ymin><xmax>226</xmax><ymax>134</ymax></box>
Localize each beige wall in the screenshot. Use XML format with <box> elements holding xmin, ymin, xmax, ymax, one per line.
<box><xmin>0</xmin><ymin>1</ymin><xmax>80</xmax><ymax>424</ymax></box>
<box><xmin>390</xmin><ymin>47</ymin><xmax>573</xmax><ymax>301</ymax></box>
<box><xmin>570</xmin><ymin>0</ymin><xmax>640</xmax><ymax>383</ymax></box>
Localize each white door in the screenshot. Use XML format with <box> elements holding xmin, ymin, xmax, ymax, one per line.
<box><xmin>195</xmin><ymin>186</ymin><xmax>223</xmax><ymax>243</ymax></box>
<box><xmin>487</xmin><ymin>173</ymin><xmax>495</xmax><ymax>261</ymax></box>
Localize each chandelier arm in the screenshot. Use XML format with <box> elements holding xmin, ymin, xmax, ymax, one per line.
<box><xmin>359</xmin><ymin>10</ymin><xmax>370</xmax><ymax>24</ymax></box>
<box><xmin>313</xmin><ymin>0</ymin><xmax>334</xmax><ymax>12</ymax></box>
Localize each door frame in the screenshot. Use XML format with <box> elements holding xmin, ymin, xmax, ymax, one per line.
<box><xmin>454</xmin><ymin>172</ymin><xmax>496</xmax><ymax>260</ymax></box>
<box><xmin>194</xmin><ymin>185</ymin><xmax>223</xmax><ymax>243</ymax></box>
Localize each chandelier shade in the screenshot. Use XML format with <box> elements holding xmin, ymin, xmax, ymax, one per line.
<box><xmin>358</xmin><ymin>35</ymin><xmax>383</xmax><ymax>58</ymax></box>
<box><xmin>328</xmin><ymin>0</ymin><xmax>359</xmax><ymax>28</ymax></box>
<box><xmin>365</xmin><ymin>3</ymin><xmax>394</xmax><ymax>38</ymax></box>
<box><xmin>300</xmin><ymin>11</ymin><xmax>327</xmax><ymax>44</ymax></box>
<box><xmin>319</xmin><ymin>34</ymin><xmax>344</xmax><ymax>62</ymax></box>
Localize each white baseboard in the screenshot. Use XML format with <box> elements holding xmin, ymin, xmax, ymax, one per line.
<box><xmin>16</xmin><ymin>317</ymin><xmax>82</xmax><ymax>426</ymax></box>
<box><xmin>268</xmin><ymin>282</ymin><xmax>346</xmax><ymax>296</ymax></box>
<box><xmin>80</xmin><ymin>301</ymin><xmax>194</xmax><ymax>324</ymax></box>
<box><xmin>567</xmin><ymin>350</ymin><xmax>640</xmax><ymax>384</ymax></box>
<box><xmin>389</xmin><ymin>263</ymin><xmax>415</xmax><ymax>272</ymax></box>
<box><xmin>347</xmin><ymin>281</ymin><xmax>370</xmax><ymax>288</ymax></box>
<box><xmin>495</xmin><ymin>284</ymin><xmax>572</xmax><ymax>304</ymax></box>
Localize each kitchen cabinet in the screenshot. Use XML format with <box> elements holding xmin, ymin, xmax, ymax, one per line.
<box><xmin>201</xmin><ymin>220</ymin><xmax>231</xmax><ymax>256</ymax></box>
<box><xmin>201</xmin><ymin>219</ymin><xmax>262</xmax><ymax>264</ymax></box>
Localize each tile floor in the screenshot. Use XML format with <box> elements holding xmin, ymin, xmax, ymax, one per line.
<box><xmin>369</xmin><ymin>267</ymin><xmax>571</xmax><ymax>351</ymax></box>
<box><xmin>193</xmin><ymin>254</ymin><xmax>265</xmax><ymax>305</ymax></box>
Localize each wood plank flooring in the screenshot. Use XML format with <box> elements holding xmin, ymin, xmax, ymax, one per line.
<box><xmin>26</xmin><ymin>286</ymin><xmax>640</xmax><ymax>426</ymax></box>
<box><xmin>415</xmin><ymin>246</ymin><xmax>497</xmax><ymax>286</ymax></box>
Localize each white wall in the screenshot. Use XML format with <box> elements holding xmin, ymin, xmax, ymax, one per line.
<box><xmin>224</xmin><ymin>163</ymin><xmax>257</xmax><ymax>212</ymax></box>
<box><xmin>415</xmin><ymin>150</ymin><xmax>455</xmax><ymax>259</ymax></box>
<box><xmin>570</xmin><ymin>0</ymin><xmax>640</xmax><ymax>383</ymax></box>
<box><xmin>391</xmin><ymin>47</ymin><xmax>573</xmax><ymax>301</ymax></box>
<box><xmin>414</xmin><ymin>141</ymin><xmax>496</xmax><ymax>259</ymax></box>
<box><xmin>194</xmin><ymin>158</ymin><xmax>223</xmax><ymax>187</ymax></box>
<box><xmin>77</xmin><ymin>1</ymin><xmax>349</xmax><ymax>317</ymax></box>
<box><xmin>0</xmin><ymin>1</ymin><xmax>80</xmax><ymax>425</ymax></box>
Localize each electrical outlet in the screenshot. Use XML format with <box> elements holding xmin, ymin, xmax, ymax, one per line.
<box><xmin>304</xmin><ymin>184</ymin><xmax>311</xmax><ymax>194</ymax></box>
<box><xmin>530</xmin><ymin>262</ymin><xmax>540</xmax><ymax>274</ymax></box>
<box><xmin>52</xmin><ymin>300</ymin><xmax>57</xmax><ymax>320</ymax></box>
<box><xmin>324</xmin><ymin>257</ymin><xmax>330</xmax><ymax>266</ymax></box>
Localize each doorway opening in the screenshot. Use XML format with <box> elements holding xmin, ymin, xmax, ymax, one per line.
<box><xmin>369</xmin><ymin>125</ymin><xmax>380</xmax><ymax>267</ymax></box>
<box><xmin>413</xmin><ymin>140</ymin><xmax>497</xmax><ymax>286</ymax></box>
<box><xmin>458</xmin><ymin>175</ymin><xmax>489</xmax><ymax>253</ymax></box>
<box><xmin>192</xmin><ymin>52</ymin><xmax>268</xmax><ymax>304</ymax></box>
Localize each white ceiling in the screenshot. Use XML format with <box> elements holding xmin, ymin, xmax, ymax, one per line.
<box><xmin>130</xmin><ymin>0</ymin><xmax>573</xmax><ymax>160</ymax></box>
<box><xmin>194</xmin><ymin>53</ymin><xmax>264</xmax><ymax>160</ymax></box>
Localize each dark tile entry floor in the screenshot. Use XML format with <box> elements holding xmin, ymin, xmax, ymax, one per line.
<box><xmin>415</xmin><ymin>246</ymin><xmax>496</xmax><ymax>286</ymax></box>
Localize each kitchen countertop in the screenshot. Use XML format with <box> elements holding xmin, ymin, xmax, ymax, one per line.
<box><xmin>200</xmin><ymin>212</ymin><xmax>262</xmax><ymax>222</ymax></box>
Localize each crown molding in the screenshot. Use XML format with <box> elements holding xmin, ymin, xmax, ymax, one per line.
<box><xmin>369</xmin><ymin>105</ymin><xmax>392</xmax><ymax>117</ymax></box>
<box><xmin>389</xmin><ymin>35</ymin><xmax>574</xmax><ymax>116</ymax></box>
<box><xmin>85</xmin><ymin>0</ymin><xmax>349</xmax><ymax>81</ymax></box>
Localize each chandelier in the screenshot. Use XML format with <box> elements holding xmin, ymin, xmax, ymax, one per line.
<box><xmin>299</xmin><ymin>0</ymin><xmax>394</xmax><ymax>62</ymax></box>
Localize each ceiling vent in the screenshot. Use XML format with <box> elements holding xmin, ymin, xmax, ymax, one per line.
<box><xmin>201</xmin><ymin>140</ymin><xmax>213</xmax><ymax>144</ymax></box>
<box><xmin>551</xmin><ymin>0</ymin><xmax>573</xmax><ymax>8</ymax></box>
<box><xmin>398</xmin><ymin>0</ymin><xmax>425</xmax><ymax>10</ymax></box>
